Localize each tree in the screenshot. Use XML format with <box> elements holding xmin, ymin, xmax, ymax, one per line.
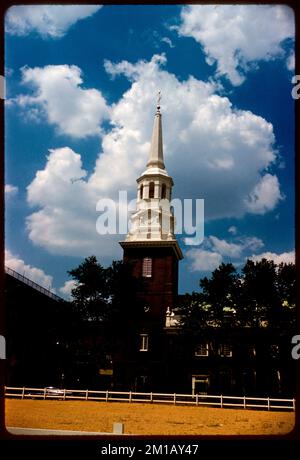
<box><xmin>276</xmin><ymin>262</ymin><xmax>296</xmax><ymax>331</ymax></box>
<box><xmin>65</xmin><ymin>256</ymin><xmax>145</xmax><ymax>387</ymax></box>
<box><xmin>238</xmin><ymin>259</ymin><xmax>279</xmax><ymax>327</ymax></box>
<box><xmin>180</xmin><ymin>259</ymin><xmax>296</xmax><ymax>333</ymax></box>
<box><xmin>199</xmin><ymin>263</ymin><xmax>240</xmax><ymax>327</ymax></box>
<box><xmin>238</xmin><ymin>259</ymin><xmax>296</xmax><ymax>329</ymax></box>
<box><xmin>68</xmin><ymin>255</ymin><xmax>110</xmax><ymax>322</ymax></box>
<box><xmin>68</xmin><ymin>256</ymin><xmax>144</xmax><ymax>324</ymax></box>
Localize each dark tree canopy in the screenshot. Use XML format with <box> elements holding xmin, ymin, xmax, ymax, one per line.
<box><xmin>68</xmin><ymin>255</ymin><xmax>144</xmax><ymax>326</ymax></box>
<box><xmin>179</xmin><ymin>259</ymin><xmax>296</xmax><ymax>334</ymax></box>
<box><xmin>68</xmin><ymin>256</ymin><xmax>109</xmax><ymax>321</ymax></box>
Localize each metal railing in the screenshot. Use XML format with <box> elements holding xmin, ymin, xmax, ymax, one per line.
<box><xmin>4</xmin><ymin>387</ymin><xmax>295</xmax><ymax>411</ymax></box>
<box><xmin>5</xmin><ymin>266</ymin><xmax>63</xmax><ymax>302</ymax></box>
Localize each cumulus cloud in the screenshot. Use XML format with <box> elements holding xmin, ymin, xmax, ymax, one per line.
<box><xmin>26</xmin><ymin>146</ymin><xmax>121</xmax><ymax>258</ymax></box>
<box><xmin>286</xmin><ymin>52</ymin><xmax>295</xmax><ymax>71</ymax></box>
<box><xmin>13</xmin><ymin>65</ymin><xmax>109</xmax><ymax>138</ymax></box>
<box><xmin>25</xmin><ymin>55</ymin><xmax>282</xmax><ymax>257</ymax></box>
<box><xmin>245</xmin><ymin>174</ymin><xmax>283</xmax><ymax>214</ymax></box>
<box><xmin>250</xmin><ymin>251</ymin><xmax>295</xmax><ymax>265</ymax></box>
<box><xmin>5</xmin><ymin>249</ymin><xmax>54</xmax><ymax>290</ymax></box>
<box><xmin>5</xmin><ymin>5</ymin><xmax>102</xmax><ymax>38</ymax></box>
<box><xmin>228</xmin><ymin>226</ymin><xmax>237</xmax><ymax>235</ymax></box>
<box><xmin>186</xmin><ymin>248</ymin><xmax>222</xmax><ymax>272</ymax></box>
<box><xmin>186</xmin><ymin>234</ymin><xmax>265</xmax><ymax>272</ymax></box>
<box><xmin>5</xmin><ymin>184</ymin><xmax>18</xmax><ymax>196</ymax></box>
<box><xmin>209</xmin><ymin>236</ymin><xmax>242</xmax><ymax>258</ymax></box>
<box><xmin>209</xmin><ymin>235</ymin><xmax>263</xmax><ymax>258</ymax></box>
<box><xmin>59</xmin><ymin>279</ymin><xmax>77</xmax><ymax>299</ymax></box>
<box><xmin>100</xmin><ymin>54</ymin><xmax>280</xmax><ymax>213</ymax></box>
<box><xmin>177</xmin><ymin>5</ymin><xmax>295</xmax><ymax>85</ymax></box>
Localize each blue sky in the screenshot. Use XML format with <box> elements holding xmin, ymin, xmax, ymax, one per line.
<box><xmin>4</xmin><ymin>4</ymin><xmax>295</xmax><ymax>297</ymax></box>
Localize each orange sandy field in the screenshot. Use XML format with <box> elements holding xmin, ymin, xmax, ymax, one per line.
<box><xmin>5</xmin><ymin>399</ymin><xmax>295</xmax><ymax>436</ymax></box>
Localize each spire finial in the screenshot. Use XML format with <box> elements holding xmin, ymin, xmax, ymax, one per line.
<box><xmin>156</xmin><ymin>90</ymin><xmax>161</xmax><ymax>112</ymax></box>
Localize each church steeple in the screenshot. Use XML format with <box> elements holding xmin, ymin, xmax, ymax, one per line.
<box><xmin>146</xmin><ymin>92</ymin><xmax>165</xmax><ymax>170</ymax></box>
<box><xmin>120</xmin><ymin>94</ymin><xmax>183</xmax><ymax>260</ymax></box>
<box><xmin>119</xmin><ymin>93</ymin><xmax>182</xmax><ymax>335</ymax></box>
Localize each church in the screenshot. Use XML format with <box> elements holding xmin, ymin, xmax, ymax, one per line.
<box><xmin>114</xmin><ymin>95</ymin><xmax>183</xmax><ymax>391</ymax></box>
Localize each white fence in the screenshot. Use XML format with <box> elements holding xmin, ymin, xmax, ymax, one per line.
<box><xmin>4</xmin><ymin>387</ymin><xmax>295</xmax><ymax>411</ymax></box>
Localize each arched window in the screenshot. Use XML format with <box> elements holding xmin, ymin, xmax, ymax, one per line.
<box><xmin>149</xmin><ymin>182</ymin><xmax>155</xmax><ymax>199</ymax></box>
<box><xmin>140</xmin><ymin>184</ymin><xmax>144</xmax><ymax>199</ymax></box>
<box><xmin>161</xmin><ymin>183</ymin><xmax>166</xmax><ymax>199</ymax></box>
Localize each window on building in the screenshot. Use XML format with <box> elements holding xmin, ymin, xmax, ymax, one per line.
<box><xmin>142</xmin><ymin>257</ymin><xmax>152</xmax><ymax>277</ymax></box>
<box><xmin>140</xmin><ymin>184</ymin><xmax>144</xmax><ymax>199</ymax></box>
<box><xmin>219</xmin><ymin>344</ymin><xmax>233</xmax><ymax>357</ymax></box>
<box><xmin>149</xmin><ymin>181</ymin><xmax>155</xmax><ymax>198</ymax></box>
<box><xmin>161</xmin><ymin>183</ymin><xmax>166</xmax><ymax>199</ymax></box>
<box><xmin>139</xmin><ymin>334</ymin><xmax>149</xmax><ymax>352</ymax></box>
<box><xmin>195</xmin><ymin>343</ymin><xmax>209</xmax><ymax>357</ymax></box>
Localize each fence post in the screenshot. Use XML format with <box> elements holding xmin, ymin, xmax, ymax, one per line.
<box><xmin>43</xmin><ymin>388</ymin><xmax>46</xmax><ymax>400</ymax></box>
<box><xmin>63</xmin><ymin>389</ymin><xmax>66</xmax><ymax>401</ymax></box>
<box><xmin>243</xmin><ymin>396</ymin><xmax>246</xmax><ymax>409</ymax></box>
<box><xmin>150</xmin><ymin>392</ymin><xmax>153</xmax><ymax>403</ymax></box>
<box><xmin>174</xmin><ymin>393</ymin><xmax>176</xmax><ymax>405</ymax></box>
<box><xmin>106</xmin><ymin>390</ymin><xmax>109</xmax><ymax>402</ymax></box>
<box><xmin>267</xmin><ymin>397</ymin><xmax>270</xmax><ymax>411</ymax></box>
<box><xmin>196</xmin><ymin>393</ymin><xmax>199</xmax><ymax>406</ymax></box>
<box><xmin>22</xmin><ymin>387</ymin><xmax>25</xmax><ymax>400</ymax></box>
<box><xmin>86</xmin><ymin>390</ymin><xmax>89</xmax><ymax>401</ymax></box>
<box><xmin>293</xmin><ymin>399</ymin><xmax>295</xmax><ymax>411</ymax></box>
<box><xmin>220</xmin><ymin>395</ymin><xmax>223</xmax><ymax>409</ymax></box>
<box><xmin>129</xmin><ymin>391</ymin><xmax>132</xmax><ymax>403</ymax></box>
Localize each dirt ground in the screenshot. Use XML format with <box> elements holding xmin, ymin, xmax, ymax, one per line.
<box><xmin>5</xmin><ymin>399</ymin><xmax>295</xmax><ymax>436</ymax></box>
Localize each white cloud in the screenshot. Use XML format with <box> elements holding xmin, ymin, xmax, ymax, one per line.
<box><xmin>25</xmin><ymin>55</ymin><xmax>282</xmax><ymax>257</ymax></box>
<box><xmin>161</xmin><ymin>37</ymin><xmax>174</xmax><ymax>48</ymax></box>
<box><xmin>5</xmin><ymin>249</ymin><xmax>54</xmax><ymax>290</ymax></box>
<box><xmin>26</xmin><ymin>146</ymin><xmax>121</xmax><ymax>258</ymax></box>
<box><xmin>59</xmin><ymin>279</ymin><xmax>77</xmax><ymax>299</ymax></box>
<box><xmin>228</xmin><ymin>226</ymin><xmax>237</xmax><ymax>235</ymax></box>
<box><xmin>245</xmin><ymin>174</ymin><xmax>283</xmax><ymax>214</ymax></box>
<box><xmin>250</xmin><ymin>251</ymin><xmax>295</xmax><ymax>265</ymax></box>
<box><xmin>13</xmin><ymin>65</ymin><xmax>110</xmax><ymax>138</ymax></box>
<box><xmin>178</xmin><ymin>5</ymin><xmax>295</xmax><ymax>85</ymax></box>
<box><xmin>241</xmin><ymin>236</ymin><xmax>265</xmax><ymax>253</ymax></box>
<box><xmin>286</xmin><ymin>52</ymin><xmax>295</xmax><ymax>71</ymax></box>
<box><xmin>186</xmin><ymin>234</ymin><xmax>265</xmax><ymax>272</ymax></box>
<box><xmin>6</xmin><ymin>5</ymin><xmax>102</xmax><ymax>38</ymax></box>
<box><xmin>186</xmin><ymin>245</ymin><xmax>294</xmax><ymax>273</ymax></box>
<box><xmin>186</xmin><ymin>248</ymin><xmax>222</xmax><ymax>272</ymax></box>
<box><xmin>5</xmin><ymin>184</ymin><xmax>18</xmax><ymax>196</ymax></box>
<box><xmin>208</xmin><ymin>235</ymin><xmax>264</xmax><ymax>259</ymax></box>
<box><xmin>209</xmin><ymin>235</ymin><xmax>242</xmax><ymax>258</ymax></box>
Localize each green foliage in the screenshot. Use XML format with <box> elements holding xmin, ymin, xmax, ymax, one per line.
<box><xmin>68</xmin><ymin>255</ymin><xmax>144</xmax><ymax>325</ymax></box>
<box><xmin>180</xmin><ymin>259</ymin><xmax>296</xmax><ymax>334</ymax></box>
<box><xmin>68</xmin><ymin>256</ymin><xmax>110</xmax><ymax>321</ymax></box>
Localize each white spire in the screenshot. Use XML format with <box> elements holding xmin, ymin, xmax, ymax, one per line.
<box><xmin>120</xmin><ymin>91</ymin><xmax>183</xmax><ymax>260</ymax></box>
<box><xmin>146</xmin><ymin>91</ymin><xmax>165</xmax><ymax>170</ymax></box>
